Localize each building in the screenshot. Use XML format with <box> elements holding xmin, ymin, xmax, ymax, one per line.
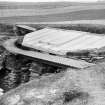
<box><xmin>22</xmin><ymin>27</ymin><xmax>105</xmax><ymax>56</ymax></box>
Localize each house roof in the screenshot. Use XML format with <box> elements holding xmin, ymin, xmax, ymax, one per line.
<box><xmin>22</xmin><ymin>27</ymin><xmax>105</xmax><ymax>55</ymax></box>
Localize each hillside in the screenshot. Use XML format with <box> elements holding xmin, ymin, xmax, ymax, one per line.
<box><xmin>0</xmin><ymin>2</ymin><xmax>105</xmax><ymax>23</ymax></box>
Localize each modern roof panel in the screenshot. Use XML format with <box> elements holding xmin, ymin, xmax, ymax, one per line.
<box><xmin>88</xmin><ymin>37</ymin><xmax>105</xmax><ymax>49</ymax></box>
<box><xmin>22</xmin><ymin>28</ymin><xmax>105</xmax><ymax>55</ymax></box>
<box><xmin>43</xmin><ymin>32</ymin><xmax>83</xmax><ymax>46</ymax></box>
<box><xmin>58</xmin><ymin>35</ymin><xmax>92</xmax><ymax>49</ymax></box>
<box><xmin>59</xmin><ymin>35</ymin><xmax>101</xmax><ymax>51</ymax></box>
<box><xmin>23</xmin><ymin>28</ymin><xmax>52</xmax><ymax>43</ymax></box>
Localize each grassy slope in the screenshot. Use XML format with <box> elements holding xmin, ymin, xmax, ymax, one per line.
<box><xmin>1</xmin><ymin>1</ymin><xmax>105</xmax><ymax>9</ymax></box>
<box><xmin>0</xmin><ymin>9</ymin><xmax>105</xmax><ymax>23</ymax></box>
<box><xmin>0</xmin><ymin>2</ymin><xmax>105</xmax><ymax>23</ymax></box>
<box><xmin>0</xmin><ymin>2</ymin><xmax>82</xmax><ymax>9</ymax></box>
<box><xmin>0</xmin><ymin>5</ymin><xmax>105</xmax><ymax>17</ymax></box>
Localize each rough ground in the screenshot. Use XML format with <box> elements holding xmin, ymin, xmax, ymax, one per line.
<box><xmin>0</xmin><ymin>3</ymin><xmax>105</xmax><ymax>103</ymax></box>
<box><xmin>0</xmin><ymin>25</ymin><xmax>64</xmax><ymax>92</ymax></box>
<box><xmin>1</xmin><ymin>63</ymin><xmax>105</xmax><ymax>105</ymax></box>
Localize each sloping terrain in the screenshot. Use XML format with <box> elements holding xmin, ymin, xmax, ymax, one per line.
<box><xmin>1</xmin><ymin>1</ymin><xmax>105</xmax><ymax>9</ymax></box>
<box><xmin>0</xmin><ymin>2</ymin><xmax>105</xmax><ymax>23</ymax></box>
<box><xmin>1</xmin><ymin>63</ymin><xmax>105</xmax><ymax>105</ymax></box>
<box><xmin>1</xmin><ymin>2</ymin><xmax>105</xmax><ymax>105</ymax></box>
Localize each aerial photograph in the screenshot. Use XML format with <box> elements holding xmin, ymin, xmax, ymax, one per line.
<box><xmin>0</xmin><ymin>0</ymin><xmax>105</xmax><ymax>105</ymax></box>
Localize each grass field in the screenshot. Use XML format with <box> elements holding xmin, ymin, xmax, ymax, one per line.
<box><xmin>0</xmin><ymin>2</ymin><xmax>105</xmax><ymax>23</ymax></box>
<box><xmin>1</xmin><ymin>2</ymin><xmax>105</xmax><ymax>105</ymax></box>
<box><xmin>1</xmin><ymin>1</ymin><xmax>105</xmax><ymax>9</ymax></box>
<box><xmin>0</xmin><ymin>9</ymin><xmax>105</xmax><ymax>23</ymax></box>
